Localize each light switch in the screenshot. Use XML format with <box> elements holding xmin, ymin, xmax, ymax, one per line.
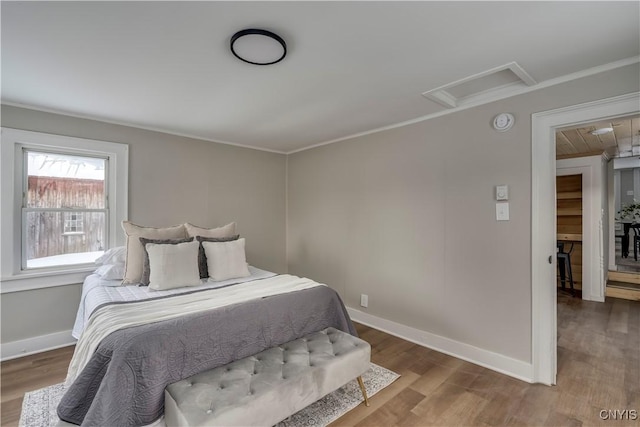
<box><xmin>496</xmin><ymin>202</ymin><xmax>510</xmax><ymax>221</ymax></box>
<box><xmin>496</xmin><ymin>185</ymin><xmax>509</xmax><ymax>201</ymax></box>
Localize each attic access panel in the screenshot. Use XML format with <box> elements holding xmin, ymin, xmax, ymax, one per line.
<box><xmin>422</xmin><ymin>62</ymin><xmax>537</xmax><ymax>109</ymax></box>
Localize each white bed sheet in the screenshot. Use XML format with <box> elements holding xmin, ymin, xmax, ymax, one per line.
<box><xmin>71</xmin><ymin>266</ymin><xmax>276</xmax><ymax>339</ymax></box>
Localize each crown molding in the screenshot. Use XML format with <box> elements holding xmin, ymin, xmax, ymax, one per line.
<box><xmin>0</xmin><ymin>102</ymin><xmax>287</xmax><ymax>155</ymax></box>
<box><xmin>288</xmin><ymin>56</ymin><xmax>640</xmax><ymax>154</ymax></box>
<box><xmin>3</xmin><ymin>56</ymin><xmax>638</xmax><ymax>156</ymax></box>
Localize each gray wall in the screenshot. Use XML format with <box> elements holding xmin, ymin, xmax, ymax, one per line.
<box><xmin>287</xmin><ymin>63</ymin><xmax>639</xmax><ymax>363</ymax></box>
<box><xmin>1</xmin><ymin>105</ymin><xmax>287</xmax><ymax>343</ymax></box>
<box><xmin>2</xmin><ymin>63</ymin><xmax>638</xmax><ymax>363</ymax></box>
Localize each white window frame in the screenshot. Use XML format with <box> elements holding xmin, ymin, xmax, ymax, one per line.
<box><xmin>22</xmin><ymin>148</ymin><xmax>108</xmax><ymax>270</ymax></box>
<box><xmin>1</xmin><ymin>128</ymin><xmax>128</xmax><ymax>293</ymax></box>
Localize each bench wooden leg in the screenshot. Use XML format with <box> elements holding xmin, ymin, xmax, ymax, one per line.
<box><xmin>357</xmin><ymin>376</ymin><xmax>370</xmax><ymax>407</ymax></box>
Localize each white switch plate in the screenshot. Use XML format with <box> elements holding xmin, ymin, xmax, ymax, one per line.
<box><xmin>496</xmin><ymin>202</ymin><xmax>510</xmax><ymax>221</ymax></box>
<box><xmin>360</xmin><ymin>294</ymin><xmax>368</xmax><ymax>308</ymax></box>
<box><xmin>496</xmin><ymin>185</ymin><xmax>509</xmax><ymax>201</ymax></box>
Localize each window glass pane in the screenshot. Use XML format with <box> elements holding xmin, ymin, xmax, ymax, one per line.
<box><xmin>25</xmin><ymin>211</ymin><xmax>106</xmax><ymax>268</ymax></box>
<box><xmin>26</xmin><ymin>151</ymin><xmax>106</xmax><ymax>209</ymax></box>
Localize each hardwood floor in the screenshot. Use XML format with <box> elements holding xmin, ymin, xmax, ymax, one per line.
<box><xmin>1</xmin><ymin>345</ymin><xmax>74</xmax><ymax>427</ymax></box>
<box><xmin>333</xmin><ymin>295</ymin><xmax>639</xmax><ymax>426</ymax></box>
<box><xmin>2</xmin><ymin>295</ymin><xmax>638</xmax><ymax>426</ymax></box>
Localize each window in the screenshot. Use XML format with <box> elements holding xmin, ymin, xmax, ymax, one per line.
<box><xmin>23</xmin><ymin>150</ymin><xmax>107</xmax><ymax>269</ymax></box>
<box><xmin>1</xmin><ymin>128</ymin><xmax>128</xmax><ymax>292</ymax></box>
<box><xmin>64</xmin><ymin>212</ymin><xmax>85</xmax><ymax>234</ymax></box>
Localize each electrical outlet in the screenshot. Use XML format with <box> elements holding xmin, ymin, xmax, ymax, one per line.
<box><xmin>360</xmin><ymin>294</ymin><xmax>368</xmax><ymax>308</ymax></box>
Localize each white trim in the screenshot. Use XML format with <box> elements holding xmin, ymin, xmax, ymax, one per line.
<box><xmin>1</xmin><ymin>270</ymin><xmax>89</xmax><ymax>293</ymax></box>
<box><xmin>531</xmin><ymin>92</ymin><xmax>640</xmax><ymax>385</ymax></box>
<box><xmin>1</xmin><ymin>329</ymin><xmax>76</xmax><ymax>361</ymax></box>
<box><xmin>3</xmin><ymin>57</ymin><xmax>638</xmax><ymax>157</ymax></box>
<box><xmin>285</xmin><ymin>155</ymin><xmax>289</xmax><ymax>273</ymax></box>
<box><xmin>1</xmin><ymin>101</ymin><xmax>287</xmax><ymax>155</ymax></box>
<box><xmin>0</xmin><ymin>127</ymin><xmax>128</xmax><ymax>292</ymax></box>
<box><xmin>289</xmin><ymin>56</ymin><xmax>639</xmax><ymax>154</ymax></box>
<box><xmin>347</xmin><ymin>307</ymin><xmax>534</xmax><ymax>383</ymax></box>
<box><xmin>610</xmin><ymin>165</ymin><xmax>619</xmax><ymax>271</ymax></box>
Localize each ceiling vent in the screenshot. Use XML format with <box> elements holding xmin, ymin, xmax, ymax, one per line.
<box><xmin>422</xmin><ymin>62</ymin><xmax>537</xmax><ymax>109</ymax></box>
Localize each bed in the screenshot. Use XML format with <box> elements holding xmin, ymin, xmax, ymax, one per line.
<box><xmin>58</xmin><ymin>267</ymin><xmax>356</xmax><ymax>426</ymax></box>
<box><xmin>70</xmin><ymin>266</ymin><xmax>277</xmax><ymax>339</ymax></box>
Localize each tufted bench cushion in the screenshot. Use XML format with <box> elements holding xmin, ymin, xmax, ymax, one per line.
<box><xmin>164</xmin><ymin>327</ymin><xmax>371</xmax><ymax>427</ymax></box>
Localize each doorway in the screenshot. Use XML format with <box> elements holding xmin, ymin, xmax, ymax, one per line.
<box><xmin>555</xmin><ymin>173</ymin><xmax>583</xmax><ymax>296</ymax></box>
<box><xmin>607</xmin><ymin>158</ymin><xmax>640</xmax><ymax>299</ymax></box>
<box><xmin>611</xmin><ymin>161</ymin><xmax>640</xmax><ymax>271</ymax></box>
<box><xmin>531</xmin><ymin>92</ymin><xmax>640</xmax><ymax>385</ymax></box>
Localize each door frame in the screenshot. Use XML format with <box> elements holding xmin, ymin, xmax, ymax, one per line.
<box><xmin>531</xmin><ymin>92</ymin><xmax>640</xmax><ymax>385</ymax></box>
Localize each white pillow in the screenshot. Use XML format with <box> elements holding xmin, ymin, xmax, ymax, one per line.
<box><xmin>121</xmin><ymin>221</ymin><xmax>187</xmax><ymax>285</ymax></box>
<box><xmin>185</xmin><ymin>222</ymin><xmax>237</xmax><ymax>239</ymax></box>
<box><xmin>146</xmin><ymin>240</ymin><xmax>201</xmax><ymax>290</ymax></box>
<box><xmin>95</xmin><ymin>246</ymin><xmax>126</xmax><ymax>266</ymax></box>
<box><xmin>94</xmin><ymin>263</ymin><xmax>126</xmax><ymax>280</ymax></box>
<box><xmin>202</xmin><ymin>238</ymin><xmax>250</xmax><ymax>282</ymax></box>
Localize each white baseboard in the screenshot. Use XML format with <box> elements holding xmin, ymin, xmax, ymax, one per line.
<box><xmin>0</xmin><ymin>312</ymin><xmax>534</xmax><ymax>382</ymax></box>
<box><xmin>583</xmin><ymin>292</ymin><xmax>606</xmax><ymax>303</ymax></box>
<box><xmin>1</xmin><ymin>330</ymin><xmax>76</xmax><ymax>361</ymax></box>
<box><xmin>347</xmin><ymin>307</ymin><xmax>534</xmax><ymax>383</ymax></box>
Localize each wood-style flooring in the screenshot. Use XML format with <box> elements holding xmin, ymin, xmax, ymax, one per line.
<box><xmin>1</xmin><ymin>295</ymin><xmax>638</xmax><ymax>426</ymax></box>
<box><xmin>1</xmin><ymin>344</ymin><xmax>74</xmax><ymax>426</ymax></box>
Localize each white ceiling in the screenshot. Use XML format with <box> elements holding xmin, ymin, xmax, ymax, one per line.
<box><xmin>2</xmin><ymin>1</ymin><xmax>639</xmax><ymax>154</ymax></box>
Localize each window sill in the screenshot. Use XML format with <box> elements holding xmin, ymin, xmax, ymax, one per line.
<box><xmin>26</xmin><ymin>251</ymin><xmax>103</xmax><ymax>269</ymax></box>
<box><xmin>0</xmin><ymin>267</ymin><xmax>95</xmax><ymax>293</ymax></box>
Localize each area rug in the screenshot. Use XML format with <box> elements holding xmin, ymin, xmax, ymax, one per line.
<box><xmin>20</xmin><ymin>363</ymin><xmax>399</xmax><ymax>427</ymax></box>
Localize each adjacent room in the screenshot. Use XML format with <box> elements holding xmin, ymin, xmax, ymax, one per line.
<box><xmin>1</xmin><ymin>2</ymin><xmax>639</xmax><ymax>426</ymax></box>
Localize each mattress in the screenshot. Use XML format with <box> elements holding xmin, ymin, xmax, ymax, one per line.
<box><xmin>72</xmin><ymin>266</ymin><xmax>276</xmax><ymax>338</ymax></box>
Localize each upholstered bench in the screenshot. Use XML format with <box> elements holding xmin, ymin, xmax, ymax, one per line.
<box><xmin>164</xmin><ymin>327</ymin><xmax>371</xmax><ymax>427</ymax></box>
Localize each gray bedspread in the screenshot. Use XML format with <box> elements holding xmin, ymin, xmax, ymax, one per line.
<box><xmin>57</xmin><ymin>285</ymin><xmax>356</xmax><ymax>426</ymax></box>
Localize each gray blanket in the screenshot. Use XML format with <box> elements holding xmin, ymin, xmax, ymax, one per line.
<box><xmin>57</xmin><ymin>285</ymin><xmax>356</xmax><ymax>426</ymax></box>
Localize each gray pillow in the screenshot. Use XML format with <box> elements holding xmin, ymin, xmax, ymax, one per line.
<box><xmin>139</xmin><ymin>237</ymin><xmax>194</xmax><ymax>285</ymax></box>
<box><xmin>196</xmin><ymin>235</ymin><xmax>240</xmax><ymax>279</ymax></box>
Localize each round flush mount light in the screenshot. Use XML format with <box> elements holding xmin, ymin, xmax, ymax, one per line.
<box><xmin>230</xmin><ymin>29</ymin><xmax>287</xmax><ymax>65</ymax></box>
<box><xmin>590</xmin><ymin>127</ymin><xmax>614</xmax><ymax>135</ymax></box>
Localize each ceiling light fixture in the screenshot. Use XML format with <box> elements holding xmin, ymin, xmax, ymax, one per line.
<box><xmin>230</xmin><ymin>29</ymin><xmax>287</xmax><ymax>65</ymax></box>
<box><xmin>590</xmin><ymin>127</ymin><xmax>614</xmax><ymax>135</ymax></box>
